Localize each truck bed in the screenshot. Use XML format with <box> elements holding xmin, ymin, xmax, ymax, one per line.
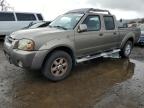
<box><xmin>118</xmin><ymin>27</ymin><xmax>141</xmax><ymax>43</ymax></box>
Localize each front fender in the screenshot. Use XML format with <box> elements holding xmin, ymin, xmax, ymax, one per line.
<box><xmin>39</xmin><ymin>38</ymin><xmax>75</xmax><ymax>53</ymax></box>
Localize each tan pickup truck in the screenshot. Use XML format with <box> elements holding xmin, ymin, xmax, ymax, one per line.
<box><xmin>4</xmin><ymin>8</ymin><xmax>141</xmax><ymax>81</ymax></box>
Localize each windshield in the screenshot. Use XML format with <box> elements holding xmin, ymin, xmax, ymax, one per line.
<box><xmin>49</xmin><ymin>13</ymin><xmax>84</xmax><ymax>30</ymax></box>
<box><xmin>140</xmin><ymin>24</ymin><xmax>144</xmax><ymax>31</ymax></box>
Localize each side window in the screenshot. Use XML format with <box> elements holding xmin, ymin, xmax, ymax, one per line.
<box><xmin>0</xmin><ymin>13</ymin><xmax>15</xmax><ymax>21</ymax></box>
<box><xmin>37</xmin><ymin>14</ymin><xmax>43</xmax><ymax>21</ymax></box>
<box><xmin>82</xmin><ymin>15</ymin><xmax>101</xmax><ymax>31</ymax></box>
<box><xmin>16</xmin><ymin>13</ymin><xmax>36</xmax><ymax>21</ymax></box>
<box><xmin>104</xmin><ymin>16</ymin><xmax>115</xmax><ymax>30</ymax></box>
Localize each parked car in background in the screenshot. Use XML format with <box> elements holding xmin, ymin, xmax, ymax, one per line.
<box><xmin>0</xmin><ymin>11</ymin><xmax>44</xmax><ymax>39</ymax></box>
<box><xmin>4</xmin><ymin>8</ymin><xmax>141</xmax><ymax>81</ymax></box>
<box><xmin>138</xmin><ymin>24</ymin><xmax>144</xmax><ymax>45</ymax></box>
<box><xmin>24</xmin><ymin>21</ymin><xmax>51</xmax><ymax>29</ymax></box>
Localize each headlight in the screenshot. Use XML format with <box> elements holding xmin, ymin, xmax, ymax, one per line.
<box><xmin>17</xmin><ymin>39</ymin><xmax>35</xmax><ymax>51</ymax></box>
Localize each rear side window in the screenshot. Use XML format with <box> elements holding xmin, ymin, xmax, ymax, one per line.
<box><xmin>37</xmin><ymin>14</ymin><xmax>43</xmax><ymax>20</ymax></box>
<box><xmin>82</xmin><ymin>15</ymin><xmax>101</xmax><ymax>31</ymax></box>
<box><xmin>104</xmin><ymin>16</ymin><xmax>115</xmax><ymax>30</ymax></box>
<box><xmin>0</xmin><ymin>13</ymin><xmax>15</xmax><ymax>21</ymax></box>
<box><xmin>16</xmin><ymin>13</ymin><xmax>36</xmax><ymax>21</ymax></box>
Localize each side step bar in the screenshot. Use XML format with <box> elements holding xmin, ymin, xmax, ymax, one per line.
<box><xmin>76</xmin><ymin>49</ymin><xmax>121</xmax><ymax>63</ymax></box>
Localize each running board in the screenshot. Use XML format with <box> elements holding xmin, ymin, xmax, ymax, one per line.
<box><xmin>76</xmin><ymin>49</ymin><xmax>121</xmax><ymax>63</ymax></box>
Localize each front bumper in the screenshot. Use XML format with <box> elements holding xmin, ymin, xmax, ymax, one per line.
<box><xmin>3</xmin><ymin>38</ymin><xmax>48</xmax><ymax>70</ymax></box>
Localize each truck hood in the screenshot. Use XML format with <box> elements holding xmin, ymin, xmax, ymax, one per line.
<box><xmin>10</xmin><ymin>27</ymin><xmax>65</xmax><ymax>39</ymax></box>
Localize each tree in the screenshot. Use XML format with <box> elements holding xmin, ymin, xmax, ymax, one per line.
<box><xmin>0</xmin><ymin>0</ymin><xmax>14</xmax><ymax>11</ymax></box>
<box><xmin>0</xmin><ymin>0</ymin><xmax>6</xmax><ymax>11</ymax></box>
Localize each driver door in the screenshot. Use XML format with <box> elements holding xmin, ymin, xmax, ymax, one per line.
<box><xmin>75</xmin><ymin>15</ymin><xmax>105</xmax><ymax>56</ymax></box>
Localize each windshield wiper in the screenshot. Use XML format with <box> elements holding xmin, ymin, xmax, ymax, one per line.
<box><xmin>52</xmin><ymin>26</ymin><xmax>67</xmax><ymax>30</ymax></box>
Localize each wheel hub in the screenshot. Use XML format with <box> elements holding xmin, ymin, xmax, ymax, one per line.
<box><xmin>57</xmin><ymin>65</ymin><xmax>63</xmax><ymax>71</ymax></box>
<box><xmin>125</xmin><ymin>44</ymin><xmax>131</xmax><ymax>56</ymax></box>
<box><xmin>51</xmin><ymin>58</ymin><xmax>68</xmax><ymax>77</ymax></box>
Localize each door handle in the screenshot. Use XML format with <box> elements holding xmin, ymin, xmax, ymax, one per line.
<box><xmin>99</xmin><ymin>33</ymin><xmax>103</xmax><ymax>36</ymax></box>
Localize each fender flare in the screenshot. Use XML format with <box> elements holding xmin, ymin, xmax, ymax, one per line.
<box><xmin>120</xmin><ymin>32</ymin><xmax>135</xmax><ymax>49</ymax></box>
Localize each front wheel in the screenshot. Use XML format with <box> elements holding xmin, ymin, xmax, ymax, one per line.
<box><xmin>42</xmin><ymin>50</ymin><xmax>72</xmax><ymax>82</ymax></box>
<box><xmin>120</xmin><ymin>41</ymin><xmax>133</xmax><ymax>58</ymax></box>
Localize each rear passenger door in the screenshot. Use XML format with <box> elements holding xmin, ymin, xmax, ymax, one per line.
<box><xmin>102</xmin><ymin>16</ymin><xmax>119</xmax><ymax>50</ymax></box>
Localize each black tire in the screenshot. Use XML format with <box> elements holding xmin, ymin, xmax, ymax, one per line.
<box><xmin>42</xmin><ymin>50</ymin><xmax>72</xmax><ymax>81</ymax></box>
<box><xmin>120</xmin><ymin>41</ymin><xmax>133</xmax><ymax>58</ymax></box>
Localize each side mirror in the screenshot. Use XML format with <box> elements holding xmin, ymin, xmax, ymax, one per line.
<box><xmin>77</xmin><ymin>24</ymin><xmax>87</xmax><ymax>33</ymax></box>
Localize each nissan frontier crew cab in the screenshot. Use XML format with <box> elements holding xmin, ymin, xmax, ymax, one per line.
<box><xmin>4</xmin><ymin>8</ymin><xmax>141</xmax><ymax>81</ymax></box>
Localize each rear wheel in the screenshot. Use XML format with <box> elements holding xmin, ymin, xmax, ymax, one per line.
<box><xmin>120</xmin><ymin>41</ymin><xmax>133</xmax><ymax>58</ymax></box>
<box><xmin>42</xmin><ymin>50</ymin><xmax>72</xmax><ymax>81</ymax></box>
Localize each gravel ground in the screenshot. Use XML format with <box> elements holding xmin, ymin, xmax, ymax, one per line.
<box><xmin>130</xmin><ymin>46</ymin><xmax>144</xmax><ymax>62</ymax></box>
<box><xmin>0</xmin><ymin>40</ymin><xmax>144</xmax><ymax>108</ymax></box>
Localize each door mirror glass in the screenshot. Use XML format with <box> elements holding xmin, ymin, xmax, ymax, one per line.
<box><xmin>78</xmin><ymin>24</ymin><xmax>87</xmax><ymax>33</ymax></box>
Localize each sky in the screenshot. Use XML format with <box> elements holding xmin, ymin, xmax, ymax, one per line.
<box><xmin>6</xmin><ymin>0</ymin><xmax>144</xmax><ymax>21</ymax></box>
